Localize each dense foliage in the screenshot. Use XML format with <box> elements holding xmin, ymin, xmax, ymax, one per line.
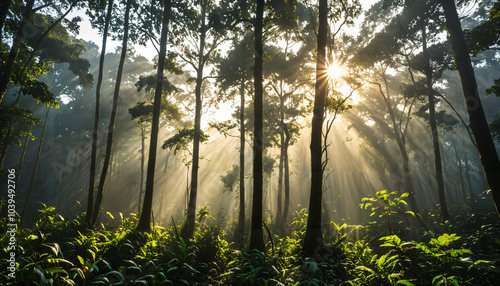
<box><xmin>1</xmin><ymin>200</ymin><xmax>499</xmax><ymax>285</ymax></box>
<box><xmin>2</xmin><ymin>0</ymin><xmax>500</xmax><ymax>284</ymax></box>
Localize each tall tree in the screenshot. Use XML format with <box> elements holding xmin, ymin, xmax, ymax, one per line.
<box><xmin>440</xmin><ymin>0</ymin><xmax>500</xmax><ymax>216</ymax></box>
<box><xmin>91</xmin><ymin>0</ymin><xmax>132</xmax><ymax>225</ymax></box>
<box><xmin>177</xmin><ymin>0</ymin><xmax>229</xmax><ymax>237</ymax></box>
<box><xmin>237</xmin><ymin>42</ymin><xmax>248</xmax><ymax>242</ymax></box>
<box><xmin>21</xmin><ymin>106</ymin><xmax>50</xmax><ymax>220</ymax></box>
<box><xmin>249</xmin><ymin>0</ymin><xmax>265</xmax><ymax>251</ymax></box>
<box><xmin>14</xmin><ymin>102</ymin><xmax>37</xmax><ymax>190</ymax></box>
<box><xmin>422</xmin><ymin>23</ymin><xmax>449</xmax><ymax>221</ymax></box>
<box><xmin>303</xmin><ymin>0</ymin><xmax>327</xmax><ymax>258</ymax></box>
<box><xmin>215</xmin><ymin>33</ymin><xmax>254</xmax><ymax>242</ymax></box>
<box><xmin>86</xmin><ymin>0</ymin><xmax>114</xmax><ymax>225</ymax></box>
<box><xmin>129</xmin><ymin>102</ymin><xmax>153</xmax><ymax>213</ymax></box>
<box><xmin>131</xmin><ymin>85</ymin><xmax>180</xmax><ymax>217</ymax></box>
<box><xmin>136</xmin><ymin>0</ymin><xmax>172</xmax><ymax>232</ymax></box>
<box><xmin>262</xmin><ymin>37</ymin><xmax>309</xmax><ymax>227</ymax></box>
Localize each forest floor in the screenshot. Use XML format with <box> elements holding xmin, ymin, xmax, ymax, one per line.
<box><xmin>1</xmin><ymin>195</ymin><xmax>500</xmax><ymax>285</ymax></box>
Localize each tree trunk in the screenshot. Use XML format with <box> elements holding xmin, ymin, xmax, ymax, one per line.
<box><xmin>423</xmin><ymin>26</ymin><xmax>449</xmax><ymax>221</ymax></box>
<box><xmin>182</xmin><ymin>0</ymin><xmax>208</xmax><ymax>238</ymax></box>
<box><xmin>185</xmin><ymin>165</ymin><xmax>189</xmax><ymax>210</ymax></box>
<box><xmin>236</xmin><ymin>73</ymin><xmax>246</xmax><ymax>243</ymax></box>
<box><xmin>304</xmin><ymin>0</ymin><xmax>328</xmax><ymax>258</ymax></box>
<box><xmin>139</xmin><ymin>125</ymin><xmax>145</xmax><ymax>213</ymax></box>
<box><xmin>453</xmin><ymin>143</ymin><xmax>467</xmax><ymax>202</ymax></box>
<box><xmin>440</xmin><ymin>0</ymin><xmax>500</xmax><ymax>216</ymax></box>
<box><xmin>91</xmin><ymin>0</ymin><xmax>132</xmax><ymax>226</ymax></box>
<box><xmin>160</xmin><ymin>154</ymin><xmax>169</xmax><ymax>221</ymax></box>
<box><xmin>86</xmin><ymin>0</ymin><xmax>114</xmax><ymax>226</ymax></box>
<box><xmin>136</xmin><ymin>0</ymin><xmax>171</xmax><ymax>232</ymax></box>
<box><xmin>463</xmin><ymin>145</ymin><xmax>474</xmax><ymax>199</ymax></box>
<box><xmin>0</xmin><ymin>0</ymin><xmax>35</xmax><ymax>103</ymax></box>
<box><xmin>249</xmin><ymin>0</ymin><xmax>265</xmax><ymax>251</ymax></box>
<box><xmin>104</xmin><ymin>139</ymin><xmax>117</xmax><ymax>210</ymax></box>
<box><xmin>276</xmin><ymin>82</ymin><xmax>285</xmax><ymax>227</ymax></box>
<box><xmin>15</xmin><ymin>103</ymin><xmax>38</xmax><ymax>194</ymax></box>
<box><xmin>21</xmin><ymin>106</ymin><xmax>49</xmax><ymax>221</ymax></box>
<box><xmin>283</xmin><ymin>134</ymin><xmax>290</xmax><ymax>224</ymax></box>
<box><xmin>277</xmin><ymin>132</ymin><xmax>284</xmax><ymax>226</ymax></box>
<box><xmin>56</xmin><ymin>162</ymin><xmax>65</xmax><ymax>211</ymax></box>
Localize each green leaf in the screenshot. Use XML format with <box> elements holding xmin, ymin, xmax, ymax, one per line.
<box><xmin>432</xmin><ymin>274</ymin><xmax>444</xmax><ymax>285</ymax></box>
<box><xmin>45</xmin><ymin>267</ymin><xmax>68</xmax><ymax>275</ymax></box>
<box><xmin>354</xmin><ymin>265</ymin><xmax>375</xmax><ymax>273</ymax></box>
<box><xmin>397</xmin><ymin>280</ymin><xmax>415</xmax><ymax>286</ymax></box>
<box><xmin>34</xmin><ymin>266</ymin><xmax>47</xmax><ymax>285</ymax></box>
<box><xmin>47</xmin><ymin>258</ymin><xmax>74</xmax><ymax>266</ymax></box>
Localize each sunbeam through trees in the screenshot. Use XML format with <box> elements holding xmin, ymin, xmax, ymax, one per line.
<box><xmin>1</xmin><ymin>0</ymin><xmax>500</xmax><ymax>285</ymax></box>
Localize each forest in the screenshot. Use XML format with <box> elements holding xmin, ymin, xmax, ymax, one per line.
<box><xmin>1</xmin><ymin>0</ymin><xmax>500</xmax><ymax>285</ymax></box>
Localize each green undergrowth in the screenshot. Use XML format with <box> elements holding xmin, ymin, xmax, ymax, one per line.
<box><xmin>1</xmin><ymin>202</ymin><xmax>499</xmax><ymax>285</ymax></box>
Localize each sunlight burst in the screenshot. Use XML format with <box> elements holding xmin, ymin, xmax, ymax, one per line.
<box><xmin>326</xmin><ymin>61</ymin><xmax>347</xmax><ymax>80</ymax></box>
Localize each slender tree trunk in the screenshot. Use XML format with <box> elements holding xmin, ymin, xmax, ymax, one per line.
<box><xmin>441</xmin><ymin>0</ymin><xmax>500</xmax><ymax>216</ymax></box>
<box><xmin>304</xmin><ymin>0</ymin><xmax>328</xmax><ymax>258</ymax></box>
<box><xmin>453</xmin><ymin>143</ymin><xmax>467</xmax><ymax>202</ymax></box>
<box><xmin>86</xmin><ymin>0</ymin><xmax>114</xmax><ymax>225</ymax></box>
<box><xmin>442</xmin><ymin>148</ymin><xmax>452</xmax><ymax>205</ymax></box>
<box><xmin>56</xmin><ymin>162</ymin><xmax>65</xmax><ymax>211</ymax></box>
<box><xmin>276</xmin><ymin>84</ymin><xmax>285</xmax><ymax>226</ymax></box>
<box><xmin>104</xmin><ymin>139</ymin><xmax>116</xmax><ymax>210</ymax></box>
<box><xmin>283</xmin><ymin>135</ymin><xmax>290</xmax><ymax>224</ymax></box>
<box><xmin>21</xmin><ymin>106</ymin><xmax>49</xmax><ymax>221</ymax></box>
<box><xmin>185</xmin><ymin>165</ymin><xmax>189</xmax><ymax>210</ymax></box>
<box><xmin>66</xmin><ymin>152</ymin><xmax>78</xmax><ymax>207</ymax></box>
<box><xmin>423</xmin><ymin>26</ymin><xmax>449</xmax><ymax>221</ymax></box>
<box><xmin>463</xmin><ymin>145</ymin><xmax>474</xmax><ymax>199</ymax></box>
<box><xmin>237</xmin><ymin>0</ymin><xmax>248</xmax><ymax>244</ymax></box>
<box><xmin>281</xmin><ymin>132</ymin><xmax>291</xmax><ymax>224</ymax></box>
<box><xmin>277</xmin><ymin>132</ymin><xmax>284</xmax><ymax>225</ymax></box>
<box><xmin>0</xmin><ymin>0</ymin><xmax>35</xmax><ymax>103</ymax></box>
<box><xmin>182</xmin><ymin>0</ymin><xmax>208</xmax><ymax>238</ymax></box>
<box><xmin>249</xmin><ymin>0</ymin><xmax>265</xmax><ymax>251</ymax></box>
<box><xmin>139</xmin><ymin>125</ymin><xmax>145</xmax><ymax>213</ymax></box>
<box><xmin>91</xmin><ymin>0</ymin><xmax>132</xmax><ymax>225</ymax></box>
<box><xmin>160</xmin><ymin>154</ymin><xmax>169</xmax><ymax>221</ymax></box>
<box><xmin>237</xmin><ymin>76</ymin><xmax>246</xmax><ymax>242</ymax></box>
<box><xmin>15</xmin><ymin>103</ymin><xmax>38</xmax><ymax>193</ymax></box>
<box><xmin>136</xmin><ymin>0</ymin><xmax>171</xmax><ymax>232</ymax></box>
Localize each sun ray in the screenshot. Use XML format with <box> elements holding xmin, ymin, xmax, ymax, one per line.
<box><xmin>326</xmin><ymin>60</ymin><xmax>347</xmax><ymax>80</ymax></box>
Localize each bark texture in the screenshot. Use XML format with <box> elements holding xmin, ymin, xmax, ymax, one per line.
<box><xmin>440</xmin><ymin>0</ymin><xmax>500</xmax><ymax>216</ymax></box>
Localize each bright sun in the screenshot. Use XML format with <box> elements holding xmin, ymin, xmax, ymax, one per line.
<box><xmin>325</xmin><ymin>60</ymin><xmax>361</xmax><ymax>104</ymax></box>
<box><xmin>326</xmin><ymin>61</ymin><xmax>347</xmax><ymax>80</ymax></box>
